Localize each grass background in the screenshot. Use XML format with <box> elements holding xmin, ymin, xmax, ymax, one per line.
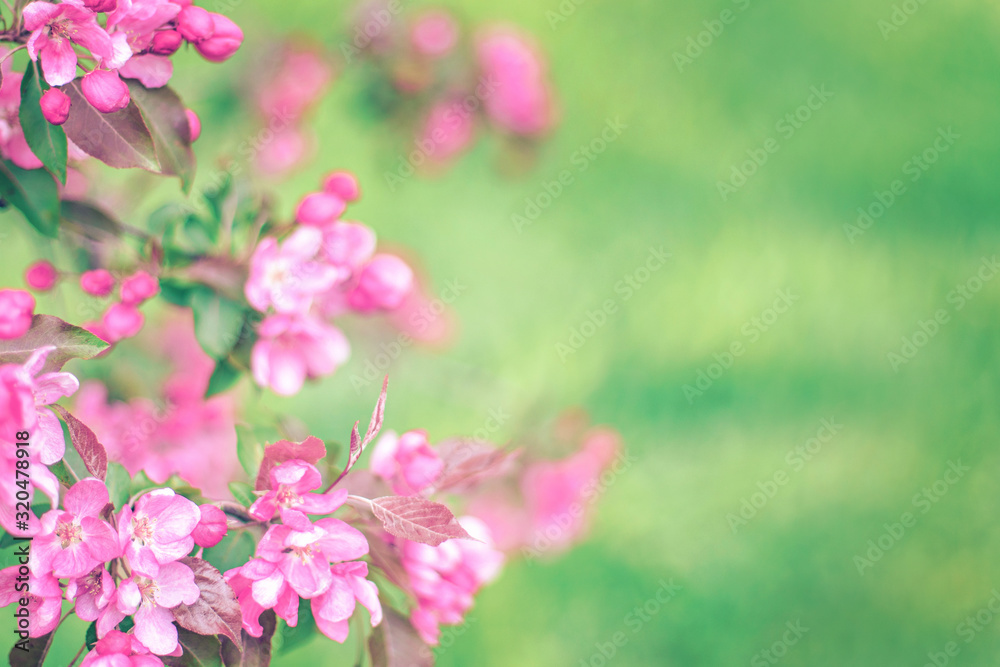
<box><xmin>3</xmin><ymin>0</ymin><xmax>1000</xmax><ymax>664</ymax></box>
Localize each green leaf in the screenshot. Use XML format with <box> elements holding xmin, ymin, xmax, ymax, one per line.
<box><xmin>159</xmin><ymin>278</ymin><xmax>198</xmax><ymax>306</ymax></box>
<box><xmin>236</xmin><ymin>425</ymin><xmax>263</xmax><ymax>479</ymax></box>
<box><xmin>0</xmin><ymin>314</ymin><xmax>109</xmax><ymax>372</ymax></box>
<box><xmin>163</xmin><ymin>628</ymin><xmax>223</xmax><ymax>667</ymax></box>
<box><xmin>202</xmin><ymin>529</ymin><xmax>256</xmax><ymax>573</ymax></box>
<box><xmin>61</xmin><ymin>200</ymin><xmax>123</xmax><ymax>242</ymax></box>
<box><xmin>48</xmin><ymin>460</ymin><xmax>78</xmax><ymax>487</ymax></box>
<box><xmin>0</xmin><ymin>159</ymin><xmax>59</xmax><ymax>237</ymax></box>
<box><xmin>19</xmin><ymin>61</ymin><xmax>67</xmax><ymax>184</ymax></box>
<box><xmin>228</xmin><ymin>481</ymin><xmax>255</xmax><ymax>508</ymax></box>
<box><xmin>277</xmin><ymin>598</ymin><xmax>317</xmax><ymax>655</ymax></box>
<box><xmin>127</xmin><ymin>82</ymin><xmax>196</xmax><ymax>191</ymax></box>
<box><xmin>62</xmin><ymin>79</ymin><xmax>159</xmax><ymax>172</ymax></box>
<box><xmin>206</xmin><ymin>357</ymin><xmax>242</xmax><ymax>398</ymax></box>
<box><xmin>191</xmin><ymin>287</ymin><xmax>247</xmax><ymax>359</ymax></box>
<box><xmin>105</xmin><ymin>462</ymin><xmax>132</xmax><ymax>509</ymax></box>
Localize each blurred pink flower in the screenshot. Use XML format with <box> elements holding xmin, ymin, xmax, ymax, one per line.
<box><xmin>25</xmin><ymin>260</ymin><xmax>58</xmax><ymax>291</ymax></box>
<box><xmin>411</xmin><ymin>10</ymin><xmax>459</xmax><ymax>57</ymax></box>
<box><xmin>370</xmin><ymin>429</ymin><xmax>443</xmax><ymax>496</ymax></box>
<box><xmin>0</xmin><ymin>289</ymin><xmax>35</xmax><ymax>339</ymax></box>
<box><xmin>251</xmin><ymin>313</ymin><xmax>350</xmax><ymax>396</ymax></box>
<box><xmin>246</xmin><ymin>227</ymin><xmax>340</xmax><ymax>314</ymax></box>
<box><xmin>476</xmin><ymin>28</ymin><xmax>554</xmax><ymax>136</ymax></box>
<box><xmin>346</xmin><ymin>254</ymin><xmax>414</xmax><ymax>312</ymax></box>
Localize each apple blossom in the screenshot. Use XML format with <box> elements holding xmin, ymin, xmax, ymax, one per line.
<box><xmin>118</xmin><ymin>488</ymin><xmax>200</xmax><ymax>576</ymax></box>
<box><xmin>39</xmin><ymin>87</ymin><xmax>71</xmax><ymax>125</ymax></box>
<box><xmin>30</xmin><ymin>478</ymin><xmax>121</xmax><ymax>578</ymax></box>
<box><xmin>117</xmin><ymin>561</ymin><xmax>201</xmax><ymax>654</ymax></box>
<box><xmin>0</xmin><ymin>289</ymin><xmax>35</xmax><ymax>339</ymax></box>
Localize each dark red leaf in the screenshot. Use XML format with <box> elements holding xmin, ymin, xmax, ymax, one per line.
<box><xmin>254</xmin><ymin>436</ymin><xmax>326</xmax><ymax>491</ymax></box>
<box><xmin>432</xmin><ymin>439</ymin><xmax>520</xmax><ymax>493</ymax></box>
<box><xmin>51</xmin><ymin>404</ymin><xmax>107</xmax><ymax>480</ymax></box>
<box><xmin>368</xmin><ymin>609</ymin><xmax>434</xmax><ymax>667</ymax></box>
<box><xmin>221</xmin><ymin>610</ymin><xmax>276</xmax><ymax>667</ymax></box>
<box><xmin>172</xmin><ymin>557</ymin><xmax>244</xmax><ymax>651</ymax></box>
<box><xmin>127</xmin><ymin>82</ymin><xmax>196</xmax><ymax>191</ymax></box>
<box><xmin>62</xmin><ymin>79</ymin><xmax>159</xmax><ymax>172</ymax></box>
<box><xmin>370</xmin><ymin>496</ymin><xmax>475</xmax><ymax>547</ymax></box>
<box><xmin>338</xmin><ymin>376</ymin><xmax>388</xmax><ymax>485</ymax></box>
<box><xmin>0</xmin><ymin>314</ymin><xmax>109</xmax><ymax>372</ymax></box>
<box><xmin>9</xmin><ymin>632</ymin><xmax>55</xmax><ymax>667</ymax></box>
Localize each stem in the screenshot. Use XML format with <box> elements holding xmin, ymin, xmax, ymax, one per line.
<box><xmin>66</xmin><ymin>642</ymin><xmax>86</xmax><ymax>667</ymax></box>
<box><xmin>0</xmin><ymin>43</ymin><xmax>23</xmax><ymax>65</ymax></box>
<box><xmin>345</xmin><ymin>495</ymin><xmax>374</xmax><ymax>512</ymax></box>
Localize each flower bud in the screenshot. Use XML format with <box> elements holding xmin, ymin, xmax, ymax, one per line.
<box><xmin>39</xmin><ymin>88</ymin><xmax>71</xmax><ymax>125</ymax></box>
<box><xmin>80</xmin><ymin>269</ymin><xmax>115</xmax><ymax>297</ymax></box>
<box><xmin>411</xmin><ymin>11</ymin><xmax>458</xmax><ymax>57</ymax></box>
<box><xmin>81</xmin><ymin>70</ymin><xmax>130</xmax><ymax>114</ymax></box>
<box><xmin>150</xmin><ymin>29</ymin><xmax>183</xmax><ymax>56</ymax></box>
<box><xmin>83</xmin><ymin>0</ymin><xmax>117</xmax><ymax>12</ymax></box>
<box><xmin>101</xmin><ymin>303</ymin><xmax>144</xmax><ymax>342</ymax></box>
<box><xmin>0</xmin><ymin>289</ymin><xmax>35</xmax><ymax>339</ymax></box>
<box><xmin>185</xmin><ymin>109</ymin><xmax>201</xmax><ymax>142</ymax></box>
<box><xmin>120</xmin><ymin>271</ymin><xmax>159</xmax><ymax>305</ymax></box>
<box><xmin>24</xmin><ymin>260</ymin><xmax>58</xmax><ymax>291</ymax></box>
<box><xmin>322</xmin><ymin>171</ymin><xmax>360</xmax><ymax>202</ymax></box>
<box><xmin>295</xmin><ymin>191</ymin><xmax>346</xmax><ymax>226</ymax></box>
<box><xmin>177</xmin><ymin>6</ymin><xmax>214</xmax><ymax>42</ymax></box>
<box><xmin>194</xmin><ymin>13</ymin><xmax>243</xmax><ymax>63</ymax></box>
<box><xmin>192</xmin><ymin>505</ymin><xmax>227</xmax><ymax>548</ymax></box>
<box><xmin>348</xmin><ymin>254</ymin><xmax>414</xmax><ymax>312</ymax></box>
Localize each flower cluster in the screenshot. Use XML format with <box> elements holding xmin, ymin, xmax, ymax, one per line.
<box><xmin>246</xmin><ymin>173</ymin><xmax>415</xmax><ymax>395</ymax></box>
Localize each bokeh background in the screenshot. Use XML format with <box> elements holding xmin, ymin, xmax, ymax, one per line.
<box><xmin>4</xmin><ymin>0</ymin><xmax>1000</xmax><ymax>665</ymax></box>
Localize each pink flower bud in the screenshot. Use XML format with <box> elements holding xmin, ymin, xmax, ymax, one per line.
<box><xmin>177</xmin><ymin>6</ymin><xmax>214</xmax><ymax>42</ymax></box>
<box><xmin>83</xmin><ymin>0</ymin><xmax>117</xmax><ymax>12</ymax></box>
<box><xmin>194</xmin><ymin>13</ymin><xmax>243</xmax><ymax>63</ymax></box>
<box><xmin>24</xmin><ymin>260</ymin><xmax>58</xmax><ymax>291</ymax></box>
<box><xmin>81</xmin><ymin>70</ymin><xmax>130</xmax><ymax>114</ymax></box>
<box><xmin>192</xmin><ymin>505</ymin><xmax>227</xmax><ymax>548</ymax></box>
<box><xmin>348</xmin><ymin>254</ymin><xmax>415</xmax><ymax>312</ymax></box>
<box><xmin>101</xmin><ymin>303</ymin><xmax>144</xmax><ymax>342</ymax></box>
<box><xmin>119</xmin><ymin>271</ymin><xmax>159</xmax><ymax>305</ymax></box>
<box><xmin>185</xmin><ymin>109</ymin><xmax>201</xmax><ymax>142</ymax></box>
<box><xmin>80</xmin><ymin>269</ymin><xmax>115</xmax><ymax>297</ymax></box>
<box><xmin>295</xmin><ymin>191</ymin><xmax>346</xmax><ymax>226</ymax></box>
<box><xmin>150</xmin><ymin>29</ymin><xmax>183</xmax><ymax>56</ymax></box>
<box><xmin>411</xmin><ymin>11</ymin><xmax>458</xmax><ymax>57</ymax></box>
<box><xmin>0</xmin><ymin>289</ymin><xmax>35</xmax><ymax>339</ymax></box>
<box><xmin>39</xmin><ymin>88</ymin><xmax>71</xmax><ymax>126</ymax></box>
<box><xmin>322</xmin><ymin>171</ymin><xmax>360</xmax><ymax>202</ymax></box>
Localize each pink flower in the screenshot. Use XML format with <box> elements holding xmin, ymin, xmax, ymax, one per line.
<box><xmin>249</xmin><ymin>460</ymin><xmax>347</xmax><ymax>522</ymax></box>
<box><xmin>117</xmin><ymin>561</ymin><xmax>200</xmax><ymax>655</ymax></box>
<box><xmin>102</xmin><ymin>302</ymin><xmax>144</xmax><ymax>342</ymax></box>
<box><xmin>0</xmin><ymin>436</ymin><xmax>59</xmax><ymax>536</ymax></box>
<box><xmin>119</xmin><ymin>54</ymin><xmax>173</xmax><ymax>88</ymax></box>
<box><xmin>79</xmin><ymin>629</ymin><xmax>165</xmax><ymax>667</ymax></box>
<box><xmin>476</xmin><ymin>28</ymin><xmax>554</xmax><ymax>136</ymax></box>
<box><xmin>319</xmin><ymin>221</ymin><xmax>375</xmax><ymax>273</ymax></box>
<box><xmin>81</xmin><ymin>69</ymin><xmax>131</xmax><ymax>113</ymax></box>
<box><xmin>150</xmin><ymin>29</ymin><xmax>183</xmax><ymax>55</ymax></box>
<box><xmin>192</xmin><ymin>504</ymin><xmax>227</xmax><ymax>548</ymax></box>
<box><xmin>81</xmin><ymin>269</ymin><xmax>116</xmax><ymax>297</ymax></box>
<box><xmin>251</xmin><ymin>314</ymin><xmax>350</xmax><ymax>396</ymax></box>
<box><xmin>30</xmin><ymin>478</ymin><xmax>120</xmax><ymax>578</ymax></box>
<box><xmin>25</xmin><ymin>260</ymin><xmax>58</xmax><ymax>290</ymax></box>
<box><xmin>411</xmin><ymin>11</ymin><xmax>458</xmax><ymax>57</ymax></box>
<box><xmin>418</xmin><ymin>98</ymin><xmax>476</xmax><ymax>165</ymax></box>
<box><xmin>0</xmin><ymin>346</ymin><xmax>79</xmax><ymax>464</ymax></box>
<box><xmin>120</xmin><ymin>271</ymin><xmax>159</xmax><ymax>305</ymax></box>
<box><xmin>107</xmin><ymin>0</ymin><xmax>181</xmax><ymax>53</ymax></box>
<box><xmin>0</xmin><ymin>568</ymin><xmax>62</xmax><ymax>637</ymax></box>
<box><xmin>0</xmin><ymin>289</ymin><xmax>35</xmax><ymax>339</ymax></box>
<box><xmin>245</xmin><ymin>227</ymin><xmax>340</xmax><ymax>314</ymax></box>
<box><xmin>118</xmin><ymin>488</ymin><xmax>200</xmax><ymax>576</ymax></box>
<box><xmin>370</xmin><ymin>430</ymin><xmax>443</xmax><ymax>496</ymax></box>
<box><xmin>346</xmin><ymin>254</ymin><xmax>414</xmax><ymax>312</ymax></box>
<box><xmin>402</xmin><ymin>517</ymin><xmax>503</xmax><ymax>645</ymax></box>
<box><xmin>255</xmin><ymin>45</ymin><xmax>332</xmax><ymax>123</ymax></box>
<box><xmin>192</xmin><ymin>12</ymin><xmax>243</xmax><ymax>62</ymax></box>
<box><xmin>322</xmin><ymin>171</ymin><xmax>360</xmax><ymax>202</ymax></box>
<box><xmin>295</xmin><ymin>192</ymin><xmax>347</xmax><ymax>226</ymax></box>
<box><xmin>185</xmin><ymin>109</ymin><xmax>201</xmax><ymax>141</ymax></box>
<box><xmin>39</xmin><ymin>88</ymin><xmax>71</xmax><ymax>125</ymax></box>
<box><xmin>67</xmin><ymin>566</ymin><xmax>126</xmax><ymax>638</ymax></box>
<box><xmin>84</xmin><ymin>0</ymin><xmax>119</xmax><ymax>13</ymax></box>
<box><xmin>23</xmin><ymin>2</ymin><xmax>126</xmax><ymax>86</ymax></box>
<box><xmin>311</xmin><ymin>561</ymin><xmax>382</xmax><ymax>642</ymax></box>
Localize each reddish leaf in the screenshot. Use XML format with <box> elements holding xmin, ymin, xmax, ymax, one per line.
<box><xmin>368</xmin><ymin>609</ymin><xmax>434</xmax><ymax>667</ymax></box>
<box><xmin>370</xmin><ymin>496</ymin><xmax>475</xmax><ymax>547</ymax></box>
<box><xmin>254</xmin><ymin>436</ymin><xmax>326</xmax><ymax>491</ymax></box>
<box><xmin>62</xmin><ymin>79</ymin><xmax>159</xmax><ymax>172</ymax></box>
<box><xmin>221</xmin><ymin>610</ymin><xmax>276</xmax><ymax>667</ymax></box>
<box><xmin>0</xmin><ymin>314</ymin><xmax>109</xmax><ymax>372</ymax></box>
<box><xmin>172</xmin><ymin>557</ymin><xmax>244</xmax><ymax>652</ymax></box>
<box><xmin>9</xmin><ymin>632</ymin><xmax>55</xmax><ymax>667</ymax></box>
<box><xmin>432</xmin><ymin>439</ymin><xmax>520</xmax><ymax>493</ymax></box>
<box><xmin>338</xmin><ymin>376</ymin><xmax>388</xmax><ymax>485</ymax></box>
<box><xmin>127</xmin><ymin>82</ymin><xmax>196</xmax><ymax>191</ymax></box>
<box><xmin>51</xmin><ymin>404</ymin><xmax>107</xmax><ymax>480</ymax></box>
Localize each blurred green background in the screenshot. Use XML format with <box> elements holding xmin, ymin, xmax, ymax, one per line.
<box><xmin>4</xmin><ymin>0</ymin><xmax>1000</xmax><ymax>665</ymax></box>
